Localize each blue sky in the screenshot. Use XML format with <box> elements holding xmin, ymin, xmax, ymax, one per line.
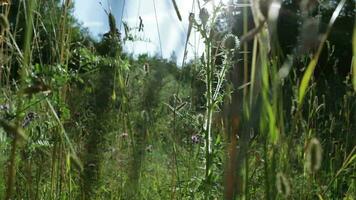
<box><xmin>73</xmin><ymin>0</ymin><xmax>206</xmax><ymax>64</ymax></box>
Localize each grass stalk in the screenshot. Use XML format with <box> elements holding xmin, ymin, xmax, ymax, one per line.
<box><xmin>352</xmin><ymin>16</ymin><xmax>356</xmax><ymax>91</ymax></box>
<box><xmin>204</xmin><ymin>35</ymin><xmax>213</xmax><ymax>195</ymax></box>
<box><xmin>5</xmin><ymin>0</ymin><xmax>36</xmax><ymax>199</ymax></box>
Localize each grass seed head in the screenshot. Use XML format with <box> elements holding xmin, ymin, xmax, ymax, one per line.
<box><xmin>276</xmin><ymin>172</ymin><xmax>291</xmax><ymax>197</ymax></box>
<box><xmin>305</xmin><ymin>138</ymin><xmax>322</xmax><ymax>173</ymax></box>
<box><xmin>0</xmin><ymin>0</ymin><xmax>10</xmax><ymax>6</ymax></box>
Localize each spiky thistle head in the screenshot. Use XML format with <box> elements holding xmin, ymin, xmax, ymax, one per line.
<box><xmin>222</xmin><ymin>33</ymin><xmax>240</xmax><ymax>51</ymax></box>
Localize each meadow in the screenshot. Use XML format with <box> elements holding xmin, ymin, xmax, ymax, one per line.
<box><xmin>0</xmin><ymin>0</ymin><xmax>355</xmax><ymax>199</ymax></box>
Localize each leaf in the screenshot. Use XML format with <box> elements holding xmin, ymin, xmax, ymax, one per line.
<box><xmin>22</xmin><ymin>81</ymin><xmax>51</xmax><ymax>96</ymax></box>
<box><xmin>70</xmin><ymin>153</ymin><xmax>84</xmax><ymax>172</ymax></box>
<box><xmin>344</xmin><ymin>153</ymin><xmax>356</xmax><ymax>168</ymax></box>
<box><xmin>0</xmin><ymin>14</ymin><xmax>9</xmax><ymax>31</ymax></box>
<box><xmin>111</xmin><ymin>90</ymin><xmax>116</xmax><ymax>101</ymax></box>
<box><xmin>182</xmin><ymin>13</ymin><xmax>195</xmax><ymax>66</ymax></box>
<box><xmin>352</xmin><ymin>19</ymin><xmax>356</xmax><ymax>91</ymax></box>
<box><xmin>0</xmin><ymin>120</ymin><xmax>28</xmax><ymax>140</ymax></box>
<box><xmin>317</xmin><ymin>194</ymin><xmax>324</xmax><ymax>200</ymax></box>
<box><xmin>171</xmin><ymin>0</ymin><xmax>182</xmax><ymax>21</ymax></box>
<box><xmin>266</xmin><ymin>102</ymin><xmax>278</xmax><ymax>144</ymax></box>
<box><xmin>298</xmin><ymin>0</ymin><xmax>347</xmax><ymax>105</ymax></box>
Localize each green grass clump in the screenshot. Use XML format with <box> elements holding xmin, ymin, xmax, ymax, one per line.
<box><xmin>0</xmin><ymin>0</ymin><xmax>355</xmax><ymax>199</ymax></box>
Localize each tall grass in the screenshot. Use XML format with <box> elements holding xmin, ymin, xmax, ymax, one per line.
<box><xmin>0</xmin><ymin>0</ymin><xmax>354</xmax><ymax>199</ymax></box>
<box><xmin>3</xmin><ymin>0</ymin><xmax>36</xmax><ymax>199</ymax></box>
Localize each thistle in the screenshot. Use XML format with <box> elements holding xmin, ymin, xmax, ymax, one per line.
<box><xmin>222</xmin><ymin>33</ymin><xmax>240</xmax><ymax>51</ymax></box>
<box><xmin>108</xmin><ymin>13</ymin><xmax>116</xmax><ymax>33</ymax></box>
<box><xmin>199</xmin><ymin>8</ymin><xmax>209</xmax><ymax>28</ymax></box>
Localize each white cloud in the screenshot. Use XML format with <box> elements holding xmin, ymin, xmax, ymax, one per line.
<box><xmin>82</xmin><ymin>21</ymin><xmax>104</xmax><ymax>28</ymax></box>
<box><xmin>74</xmin><ymin>0</ymin><xmax>233</xmax><ymax>65</ymax></box>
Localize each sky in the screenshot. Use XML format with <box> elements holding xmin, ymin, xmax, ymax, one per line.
<box><xmin>73</xmin><ymin>0</ymin><xmax>207</xmax><ymax>65</ymax></box>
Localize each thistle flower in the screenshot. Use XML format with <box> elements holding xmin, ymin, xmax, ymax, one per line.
<box><xmin>215</xmin><ymin>16</ymin><xmax>229</xmax><ymax>33</ymax></box>
<box><xmin>276</xmin><ymin>172</ymin><xmax>291</xmax><ymax>197</ymax></box>
<box><xmin>305</xmin><ymin>138</ymin><xmax>323</xmax><ymax>173</ymax></box>
<box><xmin>222</xmin><ymin>33</ymin><xmax>240</xmax><ymax>51</ymax></box>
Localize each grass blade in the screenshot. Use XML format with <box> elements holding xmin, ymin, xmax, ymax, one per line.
<box><xmin>298</xmin><ymin>0</ymin><xmax>347</xmax><ymax>105</ymax></box>
<box><xmin>171</xmin><ymin>0</ymin><xmax>182</xmax><ymax>21</ymax></box>
<box><xmin>352</xmin><ymin>17</ymin><xmax>356</xmax><ymax>91</ymax></box>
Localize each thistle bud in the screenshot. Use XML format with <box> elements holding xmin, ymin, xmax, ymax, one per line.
<box><xmin>199</xmin><ymin>8</ymin><xmax>209</xmax><ymax>27</ymax></box>
<box><xmin>189</xmin><ymin>12</ymin><xmax>195</xmax><ymax>26</ymax></box>
<box><xmin>108</xmin><ymin>13</ymin><xmax>117</xmax><ymax>33</ymax></box>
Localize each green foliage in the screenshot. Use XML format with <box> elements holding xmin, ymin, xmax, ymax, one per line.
<box><xmin>0</xmin><ymin>0</ymin><xmax>355</xmax><ymax>200</ymax></box>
